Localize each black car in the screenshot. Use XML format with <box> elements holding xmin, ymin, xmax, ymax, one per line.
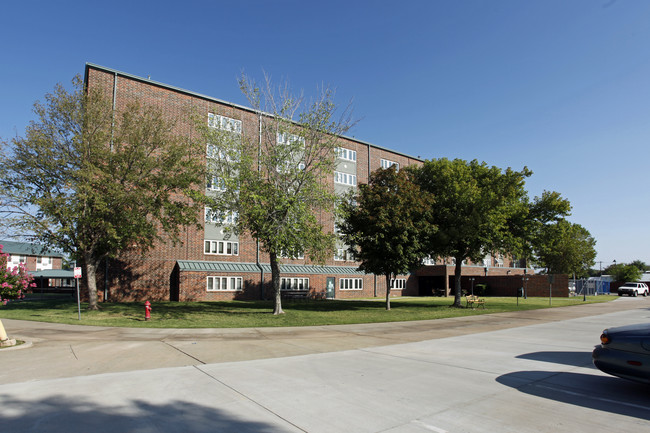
<box><xmin>592</xmin><ymin>323</ymin><xmax>650</xmax><ymax>384</ymax></box>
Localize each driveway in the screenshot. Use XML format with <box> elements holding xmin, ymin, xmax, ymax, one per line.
<box><xmin>1</xmin><ymin>297</ymin><xmax>649</xmax><ymax>432</ymax></box>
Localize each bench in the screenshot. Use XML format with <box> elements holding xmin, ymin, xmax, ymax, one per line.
<box><xmin>281</xmin><ymin>290</ymin><xmax>310</xmax><ymax>300</ymax></box>
<box><xmin>465</xmin><ymin>295</ymin><xmax>486</xmax><ymax>309</ymax></box>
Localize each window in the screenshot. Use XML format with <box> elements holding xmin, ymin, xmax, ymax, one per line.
<box><xmin>423</xmin><ymin>256</ymin><xmax>436</xmax><ymax>266</ymax></box>
<box><xmin>334</xmin><ymin>248</ymin><xmax>353</xmax><ymax>261</ymax></box>
<box><xmin>208</xmin><ymin>113</ymin><xmax>242</xmax><ymax>134</ymax></box>
<box><xmin>205</xmin><ymin>207</ymin><xmax>238</xmax><ymax>225</ymax></box>
<box><xmin>281</xmin><ymin>277</ymin><xmax>309</xmax><ymax>291</ymax></box>
<box><xmin>204</xmin><ymin>240</ymin><xmax>239</xmax><ymax>256</ymax></box>
<box><xmin>336</xmin><ymin>147</ymin><xmax>357</xmax><ymax>162</ymax></box>
<box><xmin>36</xmin><ymin>256</ymin><xmax>52</xmax><ymax>270</ymax></box>
<box><xmin>280</xmin><ymin>250</ymin><xmax>305</xmax><ymax>260</ymax></box>
<box><xmin>390</xmin><ymin>279</ymin><xmax>406</xmax><ymax>290</ymax></box>
<box><xmin>8</xmin><ymin>255</ymin><xmax>26</xmax><ymax>268</ymax></box>
<box><xmin>207</xmin><ymin>276</ymin><xmax>243</xmax><ymax>291</ymax></box>
<box><xmin>207</xmin><ymin>176</ymin><xmax>226</xmax><ymax>191</ymax></box>
<box><xmin>206</xmin><ymin>144</ymin><xmax>239</xmax><ymax>162</ymax></box>
<box><xmin>381</xmin><ymin>159</ymin><xmax>399</xmax><ymax>171</ymax></box>
<box><xmin>277</xmin><ymin>131</ymin><xmax>305</xmax><ymax>146</ymax></box>
<box><xmin>339</xmin><ymin>278</ymin><xmax>363</xmax><ymax>290</ymax></box>
<box><xmin>334</xmin><ymin>171</ymin><xmax>357</xmax><ymax>186</ymax></box>
<box><xmin>277</xmin><ymin>160</ymin><xmax>306</xmax><ymax>173</ymax></box>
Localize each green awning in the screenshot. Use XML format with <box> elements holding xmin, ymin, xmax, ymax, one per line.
<box><xmin>177</xmin><ymin>260</ymin><xmax>366</xmax><ymax>275</ymax></box>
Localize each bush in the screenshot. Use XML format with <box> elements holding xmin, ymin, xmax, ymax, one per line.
<box><xmin>0</xmin><ymin>244</ymin><xmax>35</xmax><ymax>304</ymax></box>
<box><xmin>474</xmin><ymin>284</ymin><xmax>489</xmax><ymax>296</ymax></box>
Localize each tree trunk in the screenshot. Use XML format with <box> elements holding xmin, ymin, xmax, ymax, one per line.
<box><xmin>385</xmin><ymin>273</ymin><xmax>392</xmax><ymax>310</ymax></box>
<box><xmin>452</xmin><ymin>257</ymin><xmax>463</xmax><ymax>307</ymax></box>
<box><xmin>83</xmin><ymin>252</ymin><xmax>100</xmax><ymax>310</ymax></box>
<box><xmin>270</xmin><ymin>252</ymin><xmax>284</xmax><ymax>315</ymax></box>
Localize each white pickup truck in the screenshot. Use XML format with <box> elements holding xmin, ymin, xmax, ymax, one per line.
<box><xmin>617</xmin><ymin>282</ymin><xmax>649</xmax><ymax>297</ymax></box>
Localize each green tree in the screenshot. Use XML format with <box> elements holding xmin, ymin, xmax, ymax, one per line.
<box><xmin>0</xmin><ymin>77</ymin><xmax>205</xmax><ymax>309</ymax></box>
<box><xmin>200</xmin><ymin>73</ymin><xmax>354</xmax><ymax>315</ymax></box>
<box><xmin>413</xmin><ymin>158</ymin><xmax>531</xmax><ymax>307</ymax></box>
<box><xmin>339</xmin><ymin>167</ymin><xmax>434</xmax><ymax>310</ymax></box>
<box><xmin>534</xmin><ymin>219</ymin><xmax>596</xmax><ymax>277</ymax></box>
<box><xmin>629</xmin><ymin>260</ymin><xmax>648</xmax><ymax>272</ymax></box>
<box><xmin>604</xmin><ymin>263</ymin><xmax>642</xmax><ymax>283</ymax></box>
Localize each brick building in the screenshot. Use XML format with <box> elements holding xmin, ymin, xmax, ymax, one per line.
<box><xmin>1</xmin><ymin>240</ymin><xmax>73</xmax><ymax>289</ymax></box>
<box><xmin>85</xmin><ymin>63</ymin><xmax>531</xmax><ymax>302</ymax></box>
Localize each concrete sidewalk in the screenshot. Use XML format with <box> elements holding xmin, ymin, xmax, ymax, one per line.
<box><xmin>0</xmin><ymin>297</ymin><xmax>643</xmax><ymax>384</ymax></box>
<box><xmin>1</xmin><ymin>296</ymin><xmax>649</xmax><ymax>433</ymax></box>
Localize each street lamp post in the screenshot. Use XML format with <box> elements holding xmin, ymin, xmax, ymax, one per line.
<box><xmin>469</xmin><ymin>277</ymin><xmax>475</xmax><ymax>296</ymax></box>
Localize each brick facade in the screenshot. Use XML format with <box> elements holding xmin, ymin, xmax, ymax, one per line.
<box><xmin>85</xmin><ymin>63</ymin><xmax>547</xmax><ymax>302</ymax></box>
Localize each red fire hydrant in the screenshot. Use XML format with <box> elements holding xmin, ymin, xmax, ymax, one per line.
<box><xmin>144</xmin><ymin>301</ymin><xmax>152</xmax><ymax>321</ymax></box>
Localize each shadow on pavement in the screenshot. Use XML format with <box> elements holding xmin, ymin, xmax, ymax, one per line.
<box><xmin>0</xmin><ymin>394</ymin><xmax>283</xmax><ymax>433</ymax></box>
<box><xmin>496</xmin><ymin>371</ymin><xmax>650</xmax><ymax>421</ymax></box>
<box><xmin>516</xmin><ymin>351</ymin><xmax>596</xmax><ymax>368</ymax></box>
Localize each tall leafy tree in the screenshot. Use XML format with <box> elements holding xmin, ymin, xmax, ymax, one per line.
<box><xmin>514</xmin><ymin>190</ymin><xmax>572</xmax><ymax>267</ymax></box>
<box><xmin>629</xmin><ymin>260</ymin><xmax>648</xmax><ymax>272</ymax></box>
<box><xmin>339</xmin><ymin>167</ymin><xmax>434</xmax><ymax>310</ymax></box>
<box><xmin>534</xmin><ymin>219</ymin><xmax>596</xmax><ymax>277</ymax></box>
<box><xmin>200</xmin><ymin>73</ymin><xmax>354</xmax><ymax>315</ymax></box>
<box><xmin>0</xmin><ymin>76</ymin><xmax>205</xmax><ymax>309</ymax></box>
<box><xmin>413</xmin><ymin>158</ymin><xmax>531</xmax><ymax>307</ymax></box>
<box><xmin>604</xmin><ymin>263</ymin><xmax>642</xmax><ymax>283</ymax></box>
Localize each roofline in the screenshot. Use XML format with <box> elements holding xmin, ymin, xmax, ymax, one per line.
<box><xmin>84</xmin><ymin>63</ymin><xmax>423</xmax><ymax>162</ymax></box>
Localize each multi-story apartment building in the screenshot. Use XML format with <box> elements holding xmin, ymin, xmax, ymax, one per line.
<box><xmin>1</xmin><ymin>240</ymin><xmax>72</xmax><ymax>289</ymax></box>
<box><xmin>85</xmin><ymin>63</ymin><xmax>527</xmax><ymax>302</ymax></box>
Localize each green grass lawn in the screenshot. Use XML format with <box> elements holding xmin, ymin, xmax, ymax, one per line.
<box><xmin>0</xmin><ymin>295</ymin><xmax>615</xmax><ymax>328</ymax></box>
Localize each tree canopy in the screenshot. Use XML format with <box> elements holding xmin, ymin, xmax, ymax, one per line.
<box><xmin>604</xmin><ymin>263</ymin><xmax>642</xmax><ymax>283</ymax></box>
<box><xmin>413</xmin><ymin>158</ymin><xmax>531</xmax><ymax>307</ymax></box>
<box><xmin>533</xmin><ymin>219</ymin><xmax>596</xmax><ymax>277</ymax></box>
<box><xmin>200</xmin><ymin>73</ymin><xmax>354</xmax><ymax>314</ymax></box>
<box><xmin>0</xmin><ymin>76</ymin><xmax>205</xmax><ymax>309</ymax></box>
<box><xmin>339</xmin><ymin>166</ymin><xmax>434</xmax><ymax>310</ymax></box>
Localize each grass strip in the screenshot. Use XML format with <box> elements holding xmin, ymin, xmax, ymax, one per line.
<box><xmin>0</xmin><ymin>296</ymin><xmax>614</xmax><ymax>328</ymax></box>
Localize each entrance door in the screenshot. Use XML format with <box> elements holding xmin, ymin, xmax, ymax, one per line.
<box><xmin>326</xmin><ymin>277</ymin><xmax>335</xmax><ymax>299</ymax></box>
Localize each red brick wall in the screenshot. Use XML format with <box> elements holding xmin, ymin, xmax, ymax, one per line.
<box><xmin>86</xmin><ymin>65</ymin><xmax>424</xmax><ymax>302</ymax></box>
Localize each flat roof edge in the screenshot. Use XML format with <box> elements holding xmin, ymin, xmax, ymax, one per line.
<box><xmin>85</xmin><ymin>63</ymin><xmax>423</xmax><ymax>162</ymax></box>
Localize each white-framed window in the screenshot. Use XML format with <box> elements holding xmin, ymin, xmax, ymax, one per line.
<box><xmin>207</xmin><ymin>276</ymin><xmax>243</xmax><ymax>291</ymax></box>
<box><xmin>8</xmin><ymin>255</ymin><xmax>26</xmax><ymax>268</ymax></box>
<box><xmin>381</xmin><ymin>159</ymin><xmax>399</xmax><ymax>171</ymax></box>
<box><xmin>206</xmin><ymin>143</ymin><xmax>239</xmax><ymax>162</ymax></box>
<box><xmin>334</xmin><ymin>248</ymin><xmax>354</xmax><ymax>261</ymax></box>
<box><xmin>277</xmin><ymin>131</ymin><xmax>305</xmax><ymax>146</ymax></box>
<box><xmin>336</xmin><ymin>147</ymin><xmax>357</xmax><ymax>162</ymax></box>
<box><xmin>483</xmin><ymin>254</ymin><xmax>492</xmax><ymax>267</ymax></box>
<box><xmin>423</xmin><ymin>256</ymin><xmax>436</xmax><ymax>266</ymax></box>
<box><xmin>36</xmin><ymin>256</ymin><xmax>52</xmax><ymax>270</ymax></box>
<box><xmin>280</xmin><ymin>250</ymin><xmax>305</xmax><ymax>260</ymax></box>
<box><xmin>276</xmin><ymin>160</ymin><xmax>306</xmax><ymax>173</ymax></box>
<box><xmin>205</xmin><ymin>207</ymin><xmax>238</xmax><ymax>225</ymax></box>
<box><xmin>204</xmin><ymin>240</ymin><xmax>239</xmax><ymax>256</ymax></box>
<box><xmin>280</xmin><ymin>277</ymin><xmax>309</xmax><ymax>291</ymax></box>
<box><xmin>208</xmin><ymin>113</ymin><xmax>242</xmax><ymax>134</ymax></box>
<box><xmin>334</xmin><ymin>171</ymin><xmax>357</xmax><ymax>186</ymax></box>
<box><xmin>390</xmin><ymin>278</ymin><xmax>406</xmax><ymax>290</ymax></box>
<box><xmin>340</xmin><ymin>278</ymin><xmax>363</xmax><ymax>290</ymax></box>
<box><xmin>207</xmin><ymin>176</ymin><xmax>226</xmax><ymax>191</ymax></box>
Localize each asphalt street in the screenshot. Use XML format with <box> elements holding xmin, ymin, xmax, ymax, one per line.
<box><xmin>1</xmin><ymin>297</ymin><xmax>649</xmax><ymax>432</ymax></box>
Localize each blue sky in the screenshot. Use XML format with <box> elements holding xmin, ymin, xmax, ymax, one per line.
<box><xmin>2</xmin><ymin>0</ymin><xmax>649</xmax><ymax>266</ymax></box>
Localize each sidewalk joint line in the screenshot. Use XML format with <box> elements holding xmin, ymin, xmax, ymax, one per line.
<box><xmin>162</xmin><ymin>341</ymin><xmax>206</xmax><ymax>364</ymax></box>
<box><xmin>194</xmin><ymin>365</ymin><xmax>308</xmax><ymax>432</ymax></box>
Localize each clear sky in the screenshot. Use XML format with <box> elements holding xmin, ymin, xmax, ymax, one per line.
<box><xmin>2</xmin><ymin>0</ymin><xmax>649</xmax><ymax>266</ymax></box>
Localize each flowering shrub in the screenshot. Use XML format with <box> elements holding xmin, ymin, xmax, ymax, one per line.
<box><xmin>0</xmin><ymin>244</ymin><xmax>35</xmax><ymax>305</ymax></box>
